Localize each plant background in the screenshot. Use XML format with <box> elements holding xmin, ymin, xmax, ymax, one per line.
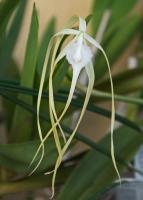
<box><xmin>14</xmin><ymin>0</ymin><xmax>143</xmax><ymax>149</ymax></box>
<box><xmin>0</xmin><ymin>0</ymin><xmax>143</xmax><ymax>199</ymax></box>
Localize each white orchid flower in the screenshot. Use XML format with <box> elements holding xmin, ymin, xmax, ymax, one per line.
<box><xmin>29</xmin><ymin>16</ymin><xmax>120</xmax><ymax>198</ymax></box>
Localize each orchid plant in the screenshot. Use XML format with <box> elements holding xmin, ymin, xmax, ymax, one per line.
<box><xmin>0</xmin><ymin>0</ymin><xmax>143</xmax><ymax>199</ymax></box>
<box><xmin>29</xmin><ymin>16</ymin><xmax>120</xmax><ymax>197</ymax></box>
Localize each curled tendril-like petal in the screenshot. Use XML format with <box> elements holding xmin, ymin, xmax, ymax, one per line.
<box><xmin>48</xmin><ymin>62</ymin><xmax>95</xmax><ymax>198</ymax></box>
<box><xmin>29</xmin><ymin>18</ymin><xmax>81</xmax><ymax>174</ymax></box>
<box><xmin>84</xmin><ymin>33</ymin><xmax>120</xmax><ymax>181</ymax></box>
<box><xmin>29</xmin><ymin>16</ymin><xmax>120</xmax><ymax>199</ymax></box>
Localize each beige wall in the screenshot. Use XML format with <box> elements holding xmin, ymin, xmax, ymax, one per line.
<box><xmin>14</xmin><ymin>0</ymin><xmax>143</xmax><ymax>67</ymax></box>
<box><xmin>36</xmin><ymin>0</ymin><xmax>92</xmax><ymax>30</ymax></box>
<box><xmin>14</xmin><ymin>0</ymin><xmax>92</xmax><ymax>67</ymax></box>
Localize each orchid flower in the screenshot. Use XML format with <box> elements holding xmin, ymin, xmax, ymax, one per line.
<box><xmin>30</xmin><ymin>16</ymin><xmax>120</xmax><ymax>198</ymax></box>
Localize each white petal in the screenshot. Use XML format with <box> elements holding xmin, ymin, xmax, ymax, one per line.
<box><xmin>55</xmin><ymin>28</ymin><xmax>79</xmax><ymax>37</ymax></box>
<box><xmin>66</xmin><ymin>40</ymin><xmax>93</xmax><ymax>70</ymax></box>
<box><xmin>54</xmin><ymin>37</ymin><xmax>77</xmax><ymax>66</ymax></box>
<box><xmin>79</xmin><ymin>17</ymin><xmax>86</xmax><ymax>32</ymax></box>
<box><xmin>84</xmin><ymin>33</ymin><xmax>102</xmax><ymax>50</ymax></box>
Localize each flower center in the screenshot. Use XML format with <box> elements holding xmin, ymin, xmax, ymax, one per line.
<box><xmin>73</xmin><ymin>36</ymin><xmax>83</xmax><ymax>63</ymax></box>
<box><xmin>66</xmin><ymin>33</ymin><xmax>93</xmax><ymax>69</ymax></box>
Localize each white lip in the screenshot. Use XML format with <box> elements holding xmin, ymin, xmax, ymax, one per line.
<box><xmin>66</xmin><ymin>38</ymin><xmax>93</xmax><ymax>69</ymax></box>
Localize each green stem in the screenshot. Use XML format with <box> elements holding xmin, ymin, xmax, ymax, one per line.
<box><xmin>0</xmin><ymin>91</ymin><xmax>143</xmax><ymax>177</ymax></box>
<box><xmin>0</xmin><ymin>84</ymin><xmax>141</xmax><ymax>132</ymax></box>
<box><xmin>77</xmin><ymin>83</ymin><xmax>143</xmax><ymax>106</ymax></box>
<box><xmin>0</xmin><ymin>80</ymin><xmax>143</xmax><ymax>106</ymax></box>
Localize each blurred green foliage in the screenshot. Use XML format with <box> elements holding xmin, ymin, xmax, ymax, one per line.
<box><xmin>0</xmin><ymin>0</ymin><xmax>143</xmax><ymax>199</ymax></box>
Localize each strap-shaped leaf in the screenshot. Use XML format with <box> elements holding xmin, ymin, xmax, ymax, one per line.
<box><xmin>0</xmin><ymin>82</ymin><xmax>141</xmax><ymax>131</ymax></box>
<box><xmin>0</xmin><ymin>0</ymin><xmax>20</xmax><ymax>48</ymax></box>
<box><xmin>0</xmin><ymin>166</ymin><xmax>73</xmax><ymax>195</ymax></box>
<box><xmin>35</xmin><ymin>17</ymin><xmax>56</xmax><ymax>87</ymax></box>
<box><xmin>0</xmin><ymin>138</ymin><xmax>59</xmax><ymax>174</ymax></box>
<box><xmin>91</xmin><ymin>0</ymin><xmax>138</xmax><ymax>37</ymax></box>
<box><xmin>91</xmin><ymin>0</ymin><xmax>140</xmax><ymax>79</ymax></box>
<box><xmin>110</xmin><ymin>0</ymin><xmax>138</xmax><ymax>25</ymax></box>
<box><xmin>95</xmin><ymin>14</ymin><xmax>141</xmax><ymax>79</ymax></box>
<box><xmin>0</xmin><ymin>0</ymin><xmax>27</xmax><ymax>73</ymax></box>
<box><xmin>97</xmin><ymin>67</ymin><xmax>143</xmax><ymax>94</ymax></box>
<box><xmin>0</xmin><ymin>1</ymin><xmax>22</xmax><ymax>131</ymax></box>
<box><xmin>10</xmin><ymin>4</ymin><xmax>38</xmax><ymax>142</ymax></box>
<box><xmin>0</xmin><ymin>0</ymin><xmax>20</xmax><ymax>26</ymax></box>
<box><xmin>1</xmin><ymin>91</ymin><xmax>142</xmax><ymax>169</ymax></box>
<box><xmin>57</xmin><ymin>126</ymin><xmax>143</xmax><ymax>200</ymax></box>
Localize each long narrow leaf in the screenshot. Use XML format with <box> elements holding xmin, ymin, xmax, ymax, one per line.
<box><xmin>35</xmin><ymin>17</ymin><xmax>56</xmax><ymax>87</ymax></box>
<box><xmin>0</xmin><ymin>0</ymin><xmax>27</xmax><ymax>73</ymax></box>
<box><xmin>0</xmin><ymin>138</ymin><xmax>58</xmax><ymax>174</ymax></box>
<box><xmin>1</xmin><ymin>91</ymin><xmax>142</xmax><ymax>169</ymax></box>
<box><xmin>57</xmin><ymin>126</ymin><xmax>143</xmax><ymax>200</ymax></box>
<box><xmin>0</xmin><ymin>166</ymin><xmax>72</xmax><ymax>195</ymax></box>
<box><xmin>11</xmin><ymin>4</ymin><xmax>38</xmax><ymax>142</ymax></box>
<box><xmin>95</xmin><ymin>14</ymin><xmax>141</xmax><ymax>79</ymax></box>
<box><xmin>0</xmin><ymin>84</ymin><xmax>141</xmax><ymax>132</ymax></box>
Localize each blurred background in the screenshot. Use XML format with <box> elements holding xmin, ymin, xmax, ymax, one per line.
<box><xmin>0</xmin><ymin>0</ymin><xmax>143</xmax><ymax>199</ymax></box>
<box><xmin>14</xmin><ymin>0</ymin><xmax>143</xmax><ymax>147</ymax></box>
<box><xmin>14</xmin><ymin>0</ymin><xmax>92</xmax><ymax>66</ymax></box>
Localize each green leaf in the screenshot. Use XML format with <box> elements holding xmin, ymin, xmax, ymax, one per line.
<box><xmin>33</xmin><ymin>17</ymin><xmax>56</xmax><ymax>134</ymax></box>
<box><xmin>91</xmin><ymin>89</ymin><xmax>143</xmax><ymax>106</ymax></box>
<box><xmin>0</xmin><ymin>83</ymin><xmax>141</xmax><ymax>132</ymax></box>
<box><xmin>0</xmin><ymin>1</ymin><xmax>22</xmax><ymax>133</ymax></box>
<box><xmin>91</xmin><ymin>0</ymin><xmax>111</xmax><ymax>35</ymax></box>
<box><xmin>109</xmin><ymin>0</ymin><xmax>138</xmax><ymax>25</ymax></box>
<box><xmin>91</xmin><ymin>0</ymin><xmax>140</xmax><ymax>79</ymax></box>
<box><xmin>57</xmin><ymin>126</ymin><xmax>143</xmax><ymax>200</ymax></box>
<box><xmin>10</xmin><ymin>4</ymin><xmax>38</xmax><ymax>142</ymax></box>
<box><xmin>96</xmin><ymin>67</ymin><xmax>143</xmax><ymax>94</ymax></box>
<box><xmin>53</xmin><ymin>59</ymin><xmax>69</xmax><ymax>92</ymax></box>
<box><xmin>1</xmin><ymin>91</ymin><xmax>142</xmax><ymax>178</ymax></box>
<box><xmin>0</xmin><ymin>0</ymin><xmax>20</xmax><ymax>26</ymax></box>
<box><xmin>0</xmin><ymin>166</ymin><xmax>73</xmax><ymax>195</ymax></box>
<box><xmin>35</xmin><ymin>17</ymin><xmax>56</xmax><ymax>86</ymax></box>
<box><xmin>0</xmin><ymin>138</ymin><xmax>58</xmax><ymax>174</ymax></box>
<box><xmin>2</xmin><ymin>60</ymin><xmax>20</xmax><ymax>131</ymax></box>
<box><xmin>95</xmin><ymin>14</ymin><xmax>141</xmax><ymax>79</ymax></box>
<box><xmin>91</xmin><ymin>0</ymin><xmax>138</xmax><ymax>37</ymax></box>
<box><xmin>0</xmin><ymin>0</ymin><xmax>27</xmax><ymax>74</ymax></box>
<box><xmin>0</xmin><ymin>0</ymin><xmax>20</xmax><ymax>48</ymax></box>
<box><xmin>46</xmin><ymin>59</ymin><xmax>70</xmax><ymax>123</ymax></box>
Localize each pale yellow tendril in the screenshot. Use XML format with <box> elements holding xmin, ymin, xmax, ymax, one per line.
<box><xmin>29</xmin><ymin>16</ymin><xmax>120</xmax><ymax>199</ymax></box>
